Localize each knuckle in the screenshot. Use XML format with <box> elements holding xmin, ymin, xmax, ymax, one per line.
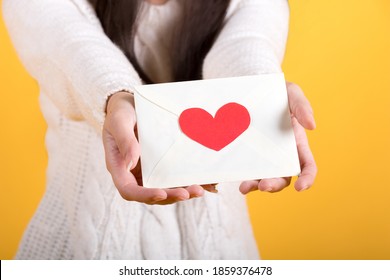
<box><xmin>118</xmin><ymin>190</ymin><xmax>134</xmax><ymax>202</ymax></box>
<box><xmin>113</xmin><ymin>182</ymin><xmax>135</xmax><ymax>201</ymax></box>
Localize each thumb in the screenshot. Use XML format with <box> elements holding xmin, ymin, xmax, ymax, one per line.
<box><xmin>116</xmin><ymin>126</ymin><xmax>140</xmax><ymax>171</ymax></box>
<box><xmin>286</xmin><ymin>82</ymin><xmax>316</xmax><ymax>130</ymax></box>
<box><xmin>107</xmin><ymin>108</ymin><xmax>140</xmax><ymax>171</ymax></box>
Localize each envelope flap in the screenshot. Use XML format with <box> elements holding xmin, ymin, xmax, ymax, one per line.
<box><xmin>134</xmin><ymin>74</ymin><xmax>285</xmax><ymax>116</ymax></box>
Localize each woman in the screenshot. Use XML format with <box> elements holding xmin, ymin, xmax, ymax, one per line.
<box><xmin>3</xmin><ymin>0</ymin><xmax>317</xmax><ymax>259</ymax></box>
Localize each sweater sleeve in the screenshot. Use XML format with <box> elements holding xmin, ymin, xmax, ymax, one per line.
<box><xmin>203</xmin><ymin>0</ymin><xmax>289</xmax><ymax>78</ymax></box>
<box><xmin>2</xmin><ymin>0</ymin><xmax>142</xmax><ymax>132</ymax></box>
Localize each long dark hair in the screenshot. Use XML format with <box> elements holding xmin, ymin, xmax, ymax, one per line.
<box><xmin>89</xmin><ymin>0</ymin><xmax>230</xmax><ymax>83</ymax></box>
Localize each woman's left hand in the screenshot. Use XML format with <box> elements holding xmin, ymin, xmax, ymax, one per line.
<box><xmin>239</xmin><ymin>82</ymin><xmax>318</xmax><ymax>194</ymax></box>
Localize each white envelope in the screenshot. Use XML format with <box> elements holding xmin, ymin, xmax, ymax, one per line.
<box><xmin>134</xmin><ymin>73</ymin><xmax>301</xmax><ymax>188</ymax></box>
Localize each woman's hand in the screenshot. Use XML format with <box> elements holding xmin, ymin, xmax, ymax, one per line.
<box><xmin>102</xmin><ymin>91</ymin><xmax>207</xmax><ymax>204</ymax></box>
<box><xmin>240</xmin><ymin>82</ymin><xmax>318</xmax><ymax>194</ymax></box>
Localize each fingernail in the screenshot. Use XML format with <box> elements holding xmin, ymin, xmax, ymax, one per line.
<box><xmin>127</xmin><ymin>160</ymin><xmax>133</xmax><ymax>172</ymax></box>
<box><xmin>266</xmin><ymin>188</ymin><xmax>273</xmax><ymax>192</ymax></box>
<box><xmin>309</xmin><ymin>114</ymin><xmax>316</xmax><ymax>129</ymax></box>
<box><xmin>311</xmin><ymin>119</ymin><xmax>317</xmax><ymax>129</ymax></box>
<box><xmin>299</xmin><ymin>185</ymin><xmax>310</xmax><ymax>192</ymax></box>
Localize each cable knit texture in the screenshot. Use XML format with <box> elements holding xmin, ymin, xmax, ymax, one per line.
<box><xmin>2</xmin><ymin>0</ymin><xmax>289</xmax><ymax>259</ymax></box>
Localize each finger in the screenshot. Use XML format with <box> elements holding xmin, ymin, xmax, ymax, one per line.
<box><xmin>119</xmin><ymin>183</ymin><xmax>168</xmax><ymax>204</ymax></box>
<box><xmin>258</xmin><ymin>177</ymin><xmax>291</xmax><ymax>193</ymax></box>
<box><xmin>239</xmin><ymin>180</ymin><xmax>259</xmax><ymax>194</ymax></box>
<box><xmin>153</xmin><ymin>188</ymin><xmax>190</xmax><ymax>205</ymax></box>
<box><xmin>107</xmin><ymin>154</ymin><xmax>167</xmax><ymax>203</ymax></box>
<box><xmin>186</xmin><ymin>185</ymin><xmax>205</xmax><ymax>198</ymax></box>
<box><xmin>292</xmin><ymin>117</ymin><xmax>318</xmax><ymax>191</ymax></box>
<box><xmin>103</xmin><ymin>129</ymin><xmax>166</xmax><ymax>203</ymax></box>
<box><xmin>154</xmin><ymin>185</ymin><xmax>206</xmax><ymax>205</ymax></box>
<box><xmin>286</xmin><ymin>82</ymin><xmax>316</xmax><ymax>130</ymax></box>
<box><xmin>108</xmin><ymin>158</ymin><xmax>167</xmax><ymax>204</ymax></box>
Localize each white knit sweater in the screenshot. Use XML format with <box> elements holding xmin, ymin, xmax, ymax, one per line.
<box><xmin>3</xmin><ymin>0</ymin><xmax>289</xmax><ymax>259</ymax></box>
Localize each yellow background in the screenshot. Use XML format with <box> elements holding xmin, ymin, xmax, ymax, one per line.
<box><xmin>1</xmin><ymin>0</ymin><xmax>389</xmax><ymax>259</ymax></box>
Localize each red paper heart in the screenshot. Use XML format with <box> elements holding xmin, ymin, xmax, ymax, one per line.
<box><xmin>179</xmin><ymin>102</ymin><xmax>251</xmax><ymax>151</ymax></box>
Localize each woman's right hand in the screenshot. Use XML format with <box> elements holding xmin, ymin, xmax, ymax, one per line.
<box><xmin>102</xmin><ymin>91</ymin><xmax>208</xmax><ymax>205</ymax></box>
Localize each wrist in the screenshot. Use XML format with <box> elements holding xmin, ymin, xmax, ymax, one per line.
<box><xmin>106</xmin><ymin>91</ymin><xmax>134</xmax><ymax>115</ymax></box>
